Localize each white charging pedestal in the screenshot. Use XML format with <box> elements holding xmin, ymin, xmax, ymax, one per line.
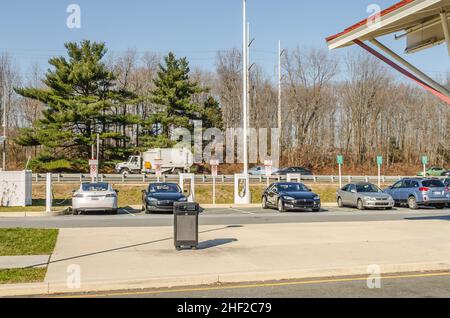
<box><xmin>179</xmin><ymin>173</ymin><xmax>195</xmax><ymax>202</ymax></box>
<box><xmin>234</xmin><ymin>174</ymin><xmax>251</xmax><ymax>204</ymax></box>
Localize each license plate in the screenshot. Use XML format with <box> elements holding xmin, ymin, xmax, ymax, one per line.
<box><xmin>433</xmin><ymin>191</ymin><xmax>443</xmax><ymax>196</ymax></box>
<box><xmin>90</xmin><ymin>197</ymin><xmax>100</xmax><ymax>201</ymax></box>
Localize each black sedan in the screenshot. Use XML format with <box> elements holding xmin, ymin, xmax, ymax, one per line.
<box><xmin>274</xmin><ymin>167</ymin><xmax>313</xmax><ymax>176</ymax></box>
<box><xmin>142</xmin><ymin>183</ymin><xmax>187</xmax><ymax>213</ymax></box>
<box><xmin>262</xmin><ymin>182</ymin><xmax>321</xmax><ymax>212</ymax></box>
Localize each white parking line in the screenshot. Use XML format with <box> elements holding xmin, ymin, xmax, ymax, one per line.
<box><xmin>121</xmin><ymin>209</ymin><xmax>137</xmax><ymax>217</ymax></box>
<box><xmin>229</xmin><ymin>208</ymin><xmax>257</xmax><ymax>215</ymax></box>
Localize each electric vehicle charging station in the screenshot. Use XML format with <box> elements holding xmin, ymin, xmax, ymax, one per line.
<box><xmin>179</xmin><ymin>173</ymin><xmax>195</xmax><ymax>202</ymax></box>
<box><xmin>234</xmin><ymin>173</ymin><xmax>251</xmax><ymax>204</ymax></box>
<box><xmin>287</xmin><ymin>174</ymin><xmax>302</xmax><ymax>183</ymax></box>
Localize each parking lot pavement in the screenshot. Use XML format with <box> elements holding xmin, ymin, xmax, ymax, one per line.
<box><xmin>47</xmin><ymin>271</ymin><xmax>450</xmax><ymax>298</ymax></box>
<box><xmin>38</xmin><ymin>220</ymin><xmax>450</xmax><ymax>295</ymax></box>
<box><xmin>0</xmin><ymin>206</ymin><xmax>449</xmax><ymax>229</ymax></box>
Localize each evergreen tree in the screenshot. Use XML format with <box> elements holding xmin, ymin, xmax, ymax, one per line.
<box><xmin>15</xmin><ymin>40</ymin><xmax>139</xmax><ymax>172</ymax></box>
<box><xmin>141</xmin><ymin>52</ymin><xmax>206</xmax><ymax>148</ymax></box>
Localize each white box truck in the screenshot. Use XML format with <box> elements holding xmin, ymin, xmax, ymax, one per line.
<box><xmin>115</xmin><ymin>148</ymin><xmax>194</xmax><ymax>175</ymax></box>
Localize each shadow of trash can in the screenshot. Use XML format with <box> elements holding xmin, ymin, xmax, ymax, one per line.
<box><xmin>174</xmin><ymin>202</ymin><xmax>200</xmax><ymax>250</ymax></box>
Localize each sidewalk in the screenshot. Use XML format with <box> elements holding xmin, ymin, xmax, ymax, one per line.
<box><xmin>1</xmin><ymin>219</ymin><xmax>450</xmax><ymax>296</ymax></box>
<box><xmin>0</xmin><ymin>255</ymin><xmax>49</xmax><ymax>269</ymax></box>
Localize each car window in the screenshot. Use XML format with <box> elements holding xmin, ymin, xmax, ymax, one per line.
<box><xmin>82</xmin><ymin>183</ymin><xmax>109</xmax><ymax>192</ymax></box>
<box><xmin>422</xmin><ymin>180</ymin><xmax>445</xmax><ymax>188</ymax></box>
<box><xmin>411</xmin><ymin>181</ymin><xmax>420</xmax><ymax>188</ymax></box>
<box><xmin>277</xmin><ymin>183</ymin><xmax>308</xmax><ymax>192</ymax></box>
<box><xmin>404</xmin><ymin>180</ymin><xmax>413</xmax><ymax>188</ymax></box>
<box><xmin>356</xmin><ymin>184</ymin><xmax>381</xmax><ymax>193</ymax></box>
<box><xmin>348</xmin><ymin>184</ymin><xmax>356</xmax><ymax>192</ymax></box>
<box><xmin>149</xmin><ymin>184</ymin><xmax>181</xmax><ymax>193</ymax></box>
<box><xmin>341</xmin><ymin>185</ymin><xmax>349</xmax><ymax>192</ymax></box>
<box><xmin>392</xmin><ymin>181</ymin><xmax>403</xmax><ymax>189</ymax></box>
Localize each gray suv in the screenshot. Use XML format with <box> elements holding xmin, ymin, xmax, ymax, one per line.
<box><xmin>384</xmin><ymin>178</ymin><xmax>450</xmax><ymax>210</ymax></box>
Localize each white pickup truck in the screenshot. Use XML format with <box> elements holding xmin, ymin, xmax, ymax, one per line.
<box><xmin>115</xmin><ymin>148</ymin><xmax>194</xmax><ymax>175</ymax></box>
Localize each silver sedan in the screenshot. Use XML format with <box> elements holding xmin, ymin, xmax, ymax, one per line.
<box><xmin>336</xmin><ymin>182</ymin><xmax>394</xmax><ymax>210</ymax></box>
<box><xmin>72</xmin><ymin>182</ymin><xmax>118</xmax><ymax>215</ymax></box>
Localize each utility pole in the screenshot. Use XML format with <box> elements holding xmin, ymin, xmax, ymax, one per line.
<box><xmin>246</xmin><ymin>23</ymin><xmax>255</xmax><ymax>131</ymax></box>
<box><xmin>2</xmin><ymin>81</ymin><xmax>7</xmax><ymax>171</ymax></box>
<box><xmin>242</xmin><ymin>0</ymin><xmax>248</xmax><ymax>175</ymax></box>
<box><xmin>278</xmin><ymin>40</ymin><xmax>285</xmax><ymax>169</ymax></box>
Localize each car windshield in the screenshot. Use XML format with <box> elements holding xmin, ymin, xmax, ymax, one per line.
<box><xmin>356</xmin><ymin>184</ymin><xmax>381</xmax><ymax>193</ymax></box>
<box><xmin>422</xmin><ymin>180</ymin><xmax>445</xmax><ymax>188</ymax></box>
<box><xmin>277</xmin><ymin>183</ymin><xmax>308</xmax><ymax>192</ymax></box>
<box><xmin>82</xmin><ymin>183</ymin><xmax>109</xmax><ymax>192</ymax></box>
<box><xmin>149</xmin><ymin>184</ymin><xmax>181</xmax><ymax>193</ymax></box>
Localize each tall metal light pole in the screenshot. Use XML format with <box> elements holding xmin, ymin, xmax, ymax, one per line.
<box><xmin>2</xmin><ymin>81</ymin><xmax>7</xmax><ymax>171</ymax></box>
<box><xmin>277</xmin><ymin>40</ymin><xmax>285</xmax><ymax>168</ymax></box>
<box><xmin>242</xmin><ymin>0</ymin><xmax>248</xmax><ymax>175</ymax></box>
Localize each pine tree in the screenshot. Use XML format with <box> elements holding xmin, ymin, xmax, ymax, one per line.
<box><xmin>15</xmin><ymin>40</ymin><xmax>139</xmax><ymax>172</ymax></box>
<box><xmin>141</xmin><ymin>52</ymin><xmax>206</xmax><ymax>148</ymax></box>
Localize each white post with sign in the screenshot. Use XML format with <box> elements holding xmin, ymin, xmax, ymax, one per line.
<box><xmin>154</xmin><ymin>158</ymin><xmax>163</xmax><ymax>183</ymax></box>
<box><xmin>337</xmin><ymin>155</ymin><xmax>344</xmax><ymax>188</ymax></box>
<box><xmin>264</xmin><ymin>160</ymin><xmax>273</xmax><ymax>187</ymax></box>
<box><xmin>210</xmin><ymin>159</ymin><xmax>219</xmax><ymax>205</ymax></box>
<box><xmin>46</xmin><ymin>173</ymin><xmax>52</xmax><ymax>213</ymax></box>
<box><xmin>89</xmin><ymin>159</ymin><xmax>99</xmax><ymax>183</ymax></box>
<box><xmin>422</xmin><ymin>156</ymin><xmax>428</xmax><ymax>177</ymax></box>
<box><xmin>179</xmin><ymin>173</ymin><xmax>195</xmax><ymax>203</ymax></box>
<box><xmin>377</xmin><ymin>156</ymin><xmax>383</xmax><ymax>188</ymax></box>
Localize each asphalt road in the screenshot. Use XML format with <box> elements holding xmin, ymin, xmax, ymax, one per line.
<box><xmin>42</xmin><ymin>271</ymin><xmax>450</xmax><ymax>298</ymax></box>
<box><xmin>0</xmin><ymin>206</ymin><xmax>449</xmax><ymax>228</ymax></box>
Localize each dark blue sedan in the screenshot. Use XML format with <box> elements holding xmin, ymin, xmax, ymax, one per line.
<box><xmin>142</xmin><ymin>183</ymin><xmax>187</xmax><ymax>213</ymax></box>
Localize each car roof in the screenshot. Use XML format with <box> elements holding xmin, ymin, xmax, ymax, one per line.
<box><xmin>149</xmin><ymin>182</ymin><xmax>178</xmax><ymax>186</ymax></box>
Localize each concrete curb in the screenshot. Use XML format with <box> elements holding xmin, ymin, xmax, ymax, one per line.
<box><xmin>1</xmin><ymin>261</ymin><xmax>449</xmax><ymax>297</ymax></box>
<box><xmin>0</xmin><ymin>210</ymin><xmax>67</xmax><ymax>218</ymax></box>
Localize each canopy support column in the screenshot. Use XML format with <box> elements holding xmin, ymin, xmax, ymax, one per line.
<box><xmin>369</xmin><ymin>38</ymin><xmax>450</xmax><ymax>97</ymax></box>
<box><xmin>354</xmin><ymin>39</ymin><xmax>450</xmax><ymax>105</ymax></box>
<box><xmin>440</xmin><ymin>9</ymin><xmax>450</xmax><ymax>57</ymax></box>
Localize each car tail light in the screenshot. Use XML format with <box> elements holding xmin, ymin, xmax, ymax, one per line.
<box><xmin>73</xmin><ymin>194</ymin><xmax>84</xmax><ymax>198</ymax></box>
<box><xmin>419</xmin><ymin>187</ymin><xmax>430</xmax><ymax>192</ymax></box>
<box><xmin>106</xmin><ymin>193</ymin><xmax>117</xmax><ymax>198</ymax></box>
<box><xmin>445</xmin><ymin>187</ymin><xmax>449</xmax><ymax>192</ymax></box>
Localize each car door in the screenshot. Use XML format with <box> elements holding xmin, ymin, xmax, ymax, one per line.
<box><xmin>342</xmin><ymin>184</ymin><xmax>355</xmax><ymax>206</ymax></box>
<box><xmin>389</xmin><ymin>180</ymin><xmax>404</xmax><ymax>204</ymax></box>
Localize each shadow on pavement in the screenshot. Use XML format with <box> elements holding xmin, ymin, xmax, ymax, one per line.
<box><xmin>405</xmin><ymin>215</ymin><xmax>450</xmax><ymax>221</ymax></box>
<box><xmin>25</xmin><ymin>225</ymin><xmax>244</xmax><ymax>269</ymax></box>
<box><xmin>197</xmin><ymin>238</ymin><xmax>238</xmax><ymax>250</ymax></box>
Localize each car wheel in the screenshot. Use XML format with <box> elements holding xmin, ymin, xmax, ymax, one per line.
<box><xmin>434</xmin><ymin>204</ymin><xmax>446</xmax><ymax>210</ymax></box>
<box><xmin>357</xmin><ymin>199</ymin><xmax>365</xmax><ymax>211</ymax></box>
<box><xmin>337</xmin><ymin>197</ymin><xmax>344</xmax><ymax>208</ymax></box>
<box><xmin>121</xmin><ymin>169</ymin><xmax>130</xmax><ymax>176</ymax></box>
<box><xmin>278</xmin><ymin>199</ymin><xmax>286</xmax><ymax>213</ymax></box>
<box><xmin>385</xmin><ymin>207</ymin><xmax>393</xmax><ymax>210</ymax></box>
<box><xmin>262</xmin><ymin>196</ymin><xmax>268</xmax><ymax>209</ymax></box>
<box><xmin>408</xmin><ymin>196</ymin><xmax>419</xmax><ymax>210</ymax></box>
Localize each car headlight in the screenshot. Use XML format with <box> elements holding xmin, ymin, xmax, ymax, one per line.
<box><xmin>73</xmin><ymin>194</ymin><xmax>84</xmax><ymax>198</ymax></box>
<box><xmin>283</xmin><ymin>196</ymin><xmax>295</xmax><ymax>201</ymax></box>
<box><xmin>147</xmin><ymin>197</ymin><xmax>158</xmax><ymax>202</ymax></box>
<box><xmin>313</xmin><ymin>196</ymin><xmax>320</xmax><ymax>201</ymax></box>
<box><xmin>366</xmin><ymin>197</ymin><xmax>377</xmax><ymax>201</ymax></box>
<box><xmin>178</xmin><ymin>197</ymin><xmax>188</xmax><ymax>202</ymax></box>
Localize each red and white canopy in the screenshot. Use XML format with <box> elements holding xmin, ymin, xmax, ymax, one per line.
<box><xmin>326</xmin><ymin>0</ymin><xmax>450</xmax><ymax>104</ymax></box>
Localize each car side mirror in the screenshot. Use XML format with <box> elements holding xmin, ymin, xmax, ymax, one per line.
<box><xmin>307</xmin><ymin>187</ymin><xmax>312</xmax><ymax>192</ymax></box>
<box><xmin>142</xmin><ymin>190</ymin><xmax>147</xmax><ymax>194</ymax></box>
<box><xmin>115</xmin><ymin>190</ymin><xmax>119</xmax><ymax>194</ymax></box>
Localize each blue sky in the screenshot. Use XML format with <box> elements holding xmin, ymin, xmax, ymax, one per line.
<box><xmin>0</xmin><ymin>0</ymin><xmax>448</xmax><ymax>81</ymax></box>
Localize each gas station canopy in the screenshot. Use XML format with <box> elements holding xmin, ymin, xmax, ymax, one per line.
<box><xmin>326</xmin><ymin>0</ymin><xmax>450</xmax><ymax>104</ymax></box>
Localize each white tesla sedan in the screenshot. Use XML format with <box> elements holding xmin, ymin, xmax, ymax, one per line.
<box><xmin>72</xmin><ymin>182</ymin><xmax>118</xmax><ymax>215</ymax></box>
